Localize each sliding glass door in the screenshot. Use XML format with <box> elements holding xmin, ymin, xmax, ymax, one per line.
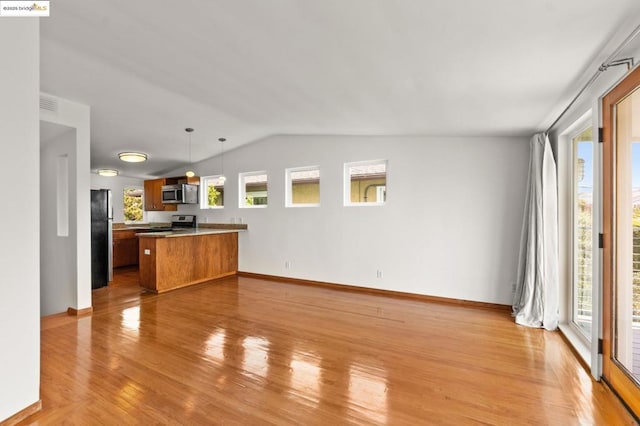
<box><xmin>602</xmin><ymin>66</ymin><xmax>640</xmax><ymax>417</ymax></box>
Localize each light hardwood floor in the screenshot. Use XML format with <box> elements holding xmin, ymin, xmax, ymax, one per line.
<box><xmin>23</xmin><ymin>269</ymin><xmax>636</xmax><ymax>425</ymax></box>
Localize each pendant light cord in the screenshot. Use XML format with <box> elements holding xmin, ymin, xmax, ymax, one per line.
<box><xmin>217</xmin><ymin>138</ymin><xmax>227</xmax><ymax>184</ymax></box>
<box><xmin>185</xmin><ymin>128</ymin><xmax>195</xmax><ymax>177</ymax></box>
<box><xmin>219</xmin><ymin>138</ymin><xmax>226</xmax><ymax>176</ymax></box>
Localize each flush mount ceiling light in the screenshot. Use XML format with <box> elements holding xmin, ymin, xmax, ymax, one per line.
<box><xmin>218</xmin><ymin>137</ymin><xmax>227</xmax><ymax>185</ymax></box>
<box><xmin>118</xmin><ymin>152</ymin><xmax>147</xmax><ymax>163</ymax></box>
<box><xmin>185</xmin><ymin>128</ymin><xmax>195</xmax><ymax>178</ymax></box>
<box><xmin>97</xmin><ymin>169</ymin><xmax>119</xmax><ymax>177</ymax></box>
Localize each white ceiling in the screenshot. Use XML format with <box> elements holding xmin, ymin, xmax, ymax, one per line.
<box><xmin>40</xmin><ymin>0</ymin><xmax>640</xmax><ymax>178</ymax></box>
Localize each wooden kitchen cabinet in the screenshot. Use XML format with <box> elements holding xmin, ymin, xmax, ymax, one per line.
<box><xmin>113</xmin><ymin>229</ymin><xmax>139</xmax><ymax>268</ymax></box>
<box><xmin>143</xmin><ymin>178</ymin><xmax>177</xmax><ymax>211</ymax></box>
<box><xmin>138</xmin><ymin>232</ymin><xmax>238</xmax><ymax>293</ymax></box>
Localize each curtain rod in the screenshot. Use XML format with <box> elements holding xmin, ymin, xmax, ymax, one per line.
<box><xmin>545</xmin><ymin>23</ymin><xmax>640</xmax><ymax>135</ymax></box>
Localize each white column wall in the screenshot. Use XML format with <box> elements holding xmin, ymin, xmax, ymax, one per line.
<box><xmin>0</xmin><ymin>19</ymin><xmax>41</xmax><ymax>422</ymax></box>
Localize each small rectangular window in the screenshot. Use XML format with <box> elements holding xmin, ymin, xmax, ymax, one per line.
<box><xmin>240</xmin><ymin>171</ymin><xmax>268</xmax><ymax>208</ymax></box>
<box><xmin>123</xmin><ymin>187</ymin><xmax>144</xmax><ymax>222</ymax></box>
<box><xmin>286</xmin><ymin>166</ymin><xmax>320</xmax><ymax>207</ymax></box>
<box><xmin>344</xmin><ymin>160</ymin><xmax>387</xmax><ymax>206</ymax></box>
<box><xmin>201</xmin><ymin>175</ymin><xmax>225</xmax><ymax>209</ymax></box>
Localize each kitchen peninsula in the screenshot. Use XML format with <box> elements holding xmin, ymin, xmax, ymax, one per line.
<box><xmin>137</xmin><ymin>226</ymin><xmax>245</xmax><ymax>293</ymax></box>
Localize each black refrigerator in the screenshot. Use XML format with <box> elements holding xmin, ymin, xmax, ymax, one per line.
<box><xmin>91</xmin><ymin>189</ymin><xmax>113</xmax><ymax>289</ymax></box>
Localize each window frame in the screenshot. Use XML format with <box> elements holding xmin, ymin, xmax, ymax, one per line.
<box><xmin>200</xmin><ymin>175</ymin><xmax>225</xmax><ymax>209</ymax></box>
<box><xmin>239</xmin><ymin>171</ymin><xmax>268</xmax><ymax>209</ymax></box>
<box><xmin>285</xmin><ymin>165</ymin><xmax>321</xmax><ymax>208</ymax></box>
<box><xmin>344</xmin><ymin>159</ymin><xmax>388</xmax><ymax>207</ymax></box>
<box><xmin>570</xmin><ymin>124</ymin><xmax>594</xmax><ymax>343</ymax></box>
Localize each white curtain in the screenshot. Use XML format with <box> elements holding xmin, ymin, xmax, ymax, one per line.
<box><xmin>513</xmin><ymin>133</ymin><xmax>559</xmax><ymax>330</ymax></box>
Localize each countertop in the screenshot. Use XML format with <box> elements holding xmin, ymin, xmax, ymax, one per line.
<box><xmin>115</xmin><ymin>226</ymin><xmax>163</xmax><ymax>231</ymax></box>
<box><xmin>136</xmin><ymin>228</ymin><xmax>246</xmax><ymax>238</ymax></box>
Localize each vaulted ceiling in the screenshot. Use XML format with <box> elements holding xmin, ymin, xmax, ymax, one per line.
<box><xmin>40</xmin><ymin>0</ymin><xmax>640</xmax><ymax>178</ymax></box>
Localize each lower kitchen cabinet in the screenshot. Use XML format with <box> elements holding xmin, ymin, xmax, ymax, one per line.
<box><xmin>113</xmin><ymin>229</ymin><xmax>139</xmax><ymax>268</ymax></box>
<box><xmin>138</xmin><ymin>232</ymin><xmax>238</xmax><ymax>293</ymax></box>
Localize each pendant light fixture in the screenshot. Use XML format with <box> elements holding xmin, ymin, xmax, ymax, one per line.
<box><xmin>185</xmin><ymin>127</ymin><xmax>195</xmax><ymax>178</ymax></box>
<box><xmin>218</xmin><ymin>137</ymin><xmax>227</xmax><ymax>184</ymax></box>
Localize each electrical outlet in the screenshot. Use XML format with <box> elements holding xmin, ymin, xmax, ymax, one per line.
<box><xmin>285</xmin><ymin>261</ymin><xmax>290</xmax><ymax>270</ymax></box>
<box><xmin>376</xmin><ymin>270</ymin><xmax>383</xmax><ymax>279</ymax></box>
<box><xmin>144</xmin><ymin>249</ymin><xmax>151</xmax><ymax>255</ymax></box>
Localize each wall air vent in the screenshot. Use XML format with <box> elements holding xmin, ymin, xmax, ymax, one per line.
<box><xmin>39</xmin><ymin>95</ymin><xmax>59</xmax><ymax>113</ymax></box>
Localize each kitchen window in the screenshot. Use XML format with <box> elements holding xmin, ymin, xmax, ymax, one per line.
<box><xmin>286</xmin><ymin>166</ymin><xmax>320</xmax><ymax>207</ymax></box>
<box><xmin>344</xmin><ymin>160</ymin><xmax>387</xmax><ymax>206</ymax></box>
<box><xmin>124</xmin><ymin>187</ymin><xmax>143</xmax><ymax>222</ymax></box>
<box><xmin>239</xmin><ymin>171</ymin><xmax>268</xmax><ymax>208</ymax></box>
<box><xmin>201</xmin><ymin>175</ymin><xmax>224</xmax><ymax>209</ymax></box>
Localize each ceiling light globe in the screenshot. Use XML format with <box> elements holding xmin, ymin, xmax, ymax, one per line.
<box><xmin>218</xmin><ymin>175</ymin><xmax>227</xmax><ymax>184</ymax></box>
<box><xmin>185</xmin><ymin>170</ymin><xmax>195</xmax><ymax>178</ymax></box>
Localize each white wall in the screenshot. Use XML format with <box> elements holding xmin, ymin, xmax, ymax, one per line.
<box><xmin>90</xmin><ymin>175</ymin><xmax>145</xmax><ymax>223</ymax></box>
<box><xmin>0</xmin><ymin>19</ymin><xmax>40</xmax><ymax>422</ymax></box>
<box><xmin>40</xmin><ymin>95</ymin><xmax>92</xmax><ymax>312</ymax></box>
<box><xmin>40</xmin><ymin>127</ymin><xmax>78</xmax><ymax>316</ymax></box>
<box><xmin>153</xmin><ymin>135</ymin><xmax>529</xmax><ymax>305</ymax></box>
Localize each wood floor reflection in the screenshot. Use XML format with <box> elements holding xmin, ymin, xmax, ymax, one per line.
<box><xmin>28</xmin><ymin>271</ymin><xmax>636</xmax><ymax>425</ymax></box>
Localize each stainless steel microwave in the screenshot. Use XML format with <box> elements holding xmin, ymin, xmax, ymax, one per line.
<box><xmin>161</xmin><ymin>184</ymin><xmax>198</xmax><ymax>204</ymax></box>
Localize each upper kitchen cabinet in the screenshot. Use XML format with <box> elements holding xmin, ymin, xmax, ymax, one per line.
<box><xmin>171</xmin><ymin>176</ymin><xmax>200</xmax><ymax>185</ymax></box>
<box><xmin>143</xmin><ymin>176</ymin><xmax>200</xmax><ymax>211</ymax></box>
<box><xmin>144</xmin><ymin>178</ymin><xmax>177</xmax><ymax>211</ymax></box>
